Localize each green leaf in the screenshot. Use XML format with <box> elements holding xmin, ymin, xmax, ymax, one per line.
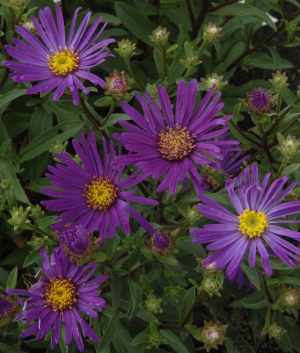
<box><xmin>154</xmin><ymin>48</ymin><xmax>164</xmax><ymax>80</ymax></box>
<box><xmin>23</xmin><ymin>250</ymin><xmax>41</xmax><ymax>267</ymax></box>
<box><xmin>111</xmin><ymin>277</ymin><xmax>121</xmax><ymax>312</ymax></box>
<box><xmin>29</xmin><ymin>106</ymin><xmax>53</xmax><ymax>141</ymax></box>
<box><xmin>96</xmin><ymin>313</ymin><xmax>119</xmax><ymax>352</ymax></box>
<box><xmin>101</xmin><ymin>113</ymin><xmax>131</xmax><ymax>128</ymax></box>
<box><xmin>233</xmin><ymin>103</ymin><xmax>241</xmax><ymax>124</ymax></box>
<box><xmin>0</xmin><ymin>139</ymin><xmax>11</xmax><ymax>157</ymax></box>
<box><xmin>240</xmin><ymin>263</ymin><xmax>261</xmax><ymax>291</ymax></box>
<box><xmin>127</xmin><ymin>277</ymin><xmax>143</xmax><ymax>319</ymax></box>
<box><xmin>0</xmin><ymin>343</ymin><xmax>27</xmax><ymax>353</ymax></box>
<box><xmin>160</xmin><ymin>330</ymin><xmax>190</xmax><ymax>353</ymax></box>
<box><xmin>94</xmin><ymin>252</ymin><xmax>107</xmax><ymax>263</ymax></box>
<box><xmin>115</xmin><ymin>2</ymin><xmax>157</xmax><ymax>47</ymax></box>
<box><xmin>277</xmin><ymin>276</ymin><xmax>300</xmax><ymax>287</ymax></box>
<box><xmin>178</xmin><ymin>287</ymin><xmax>195</xmax><ymax>325</ymax></box>
<box><xmin>266</xmin><ymin>46</ymin><xmax>281</xmax><ymax>70</ymax></box>
<box><xmin>176</xmin><ymin>237</ymin><xmax>205</xmax><ymax>258</ymax></box>
<box><xmin>6</xmin><ymin>266</ymin><xmax>18</xmax><ymax>289</ymax></box>
<box><xmin>112</xmin><ymin>322</ymin><xmax>140</xmax><ymax>353</ymax></box>
<box><xmin>19</xmin><ymin>121</ymin><xmax>84</xmax><ymax>161</ymax></box>
<box><xmin>130</xmin><ymin>328</ymin><xmax>150</xmax><ymax>347</ymax></box>
<box><xmin>90</xmin><ymin>13</ymin><xmax>121</xmax><ymax>24</ymax></box>
<box><xmin>94</xmin><ymin>96</ymin><xmax>113</xmax><ymax>107</ymax></box>
<box><xmin>0</xmin><ymin>89</ymin><xmax>27</xmax><ymax>110</ymax></box>
<box><xmin>282</xmin><ymin>164</ymin><xmax>300</xmax><ymax>176</ymax></box>
<box><xmin>160</xmin><ymin>254</ymin><xmax>179</xmax><ymax>266</ymax></box>
<box><xmin>121</xmin><ymin>246</ymin><xmax>141</xmax><ymax>271</ymax></box>
<box><xmin>211</xmin><ymin>3</ymin><xmax>277</xmax><ymax>31</ymax></box>
<box><xmin>228</xmin><ymin>121</ymin><xmax>261</xmax><ymax>149</ymax></box>
<box><xmin>1</xmin><ymin>246</ymin><xmax>30</xmax><ymax>266</ymax></box>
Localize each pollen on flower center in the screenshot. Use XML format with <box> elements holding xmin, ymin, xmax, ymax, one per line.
<box><xmin>238</xmin><ymin>209</ymin><xmax>268</xmax><ymax>238</ymax></box>
<box><xmin>84</xmin><ymin>176</ymin><xmax>119</xmax><ymax>211</ymax></box>
<box><xmin>48</xmin><ymin>47</ymin><xmax>79</xmax><ymax>76</ymax></box>
<box><xmin>44</xmin><ymin>276</ymin><xmax>78</xmax><ymax>312</ymax></box>
<box><xmin>158</xmin><ymin>124</ymin><xmax>195</xmax><ymax>161</ymax></box>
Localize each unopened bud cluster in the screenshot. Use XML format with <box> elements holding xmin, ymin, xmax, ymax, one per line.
<box><xmin>0</xmin><ymin>178</ymin><xmax>11</xmax><ymax>190</ymax></box>
<box><xmin>147</xmin><ymin>331</ymin><xmax>167</xmax><ymax>349</ymax></box>
<box><xmin>115</xmin><ymin>39</ymin><xmax>136</xmax><ymax>59</ymax></box>
<box><xmin>268</xmin><ymin>322</ymin><xmax>286</xmax><ymax>340</ymax></box>
<box><xmin>140</xmin><ymin>293</ymin><xmax>163</xmax><ymax>314</ymax></box>
<box><xmin>199</xmin><ymin>321</ymin><xmax>228</xmax><ymax>352</ymax></box>
<box><xmin>269</xmin><ymin>71</ymin><xmax>289</xmax><ymax>92</ymax></box>
<box><xmin>50</xmin><ymin>140</ymin><xmax>68</xmax><ymax>154</ymax></box>
<box><xmin>149</xmin><ymin>25</ymin><xmax>170</xmax><ymax>46</ymax></box>
<box><xmin>8</xmin><ymin>206</ymin><xmax>30</xmax><ymax>230</ymax></box>
<box><xmin>203</xmin><ymin>23</ymin><xmax>222</xmax><ymax>43</ymax></box>
<box><xmin>276</xmin><ymin>286</ymin><xmax>300</xmax><ymax>311</ymax></box>
<box><xmin>277</xmin><ymin>133</ymin><xmax>300</xmax><ymax>159</ymax></box>
<box><xmin>201</xmin><ymin>73</ymin><xmax>228</xmax><ymax>93</ymax></box>
<box><xmin>20</xmin><ymin>19</ymin><xmax>37</xmax><ymax>34</ymax></box>
<box><xmin>180</xmin><ymin>54</ymin><xmax>201</xmax><ymax>69</ymax></box>
<box><xmin>105</xmin><ymin>70</ymin><xmax>131</xmax><ymax>99</ymax></box>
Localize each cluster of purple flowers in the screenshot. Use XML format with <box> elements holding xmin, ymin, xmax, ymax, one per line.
<box><xmin>3</xmin><ymin>3</ymin><xmax>300</xmax><ymax>352</ymax></box>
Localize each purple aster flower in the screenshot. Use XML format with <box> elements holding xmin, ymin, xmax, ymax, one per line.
<box><xmin>0</xmin><ymin>297</ymin><xmax>13</xmax><ymax>316</ymax></box>
<box><xmin>3</xmin><ymin>4</ymin><xmax>115</xmax><ymax>105</ymax></box>
<box><xmin>7</xmin><ymin>248</ymin><xmax>107</xmax><ymax>352</ymax></box>
<box><xmin>41</xmin><ymin>131</ymin><xmax>158</xmax><ymax>243</ymax></box>
<box><xmin>190</xmin><ymin>164</ymin><xmax>300</xmax><ymax>278</ymax></box>
<box><xmin>113</xmin><ymin>79</ymin><xmax>238</xmax><ymax>195</ymax></box>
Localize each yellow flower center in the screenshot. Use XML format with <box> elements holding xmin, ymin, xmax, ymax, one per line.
<box><xmin>84</xmin><ymin>177</ymin><xmax>119</xmax><ymax>211</ymax></box>
<box><xmin>48</xmin><ymin>47</ymin><xmax>79</xmax><ymax>76</ymax></box>
<box><xmin>238</xmin><ymin>209</ymin><xmax>268</xmax><ymax>238</ymax></box>
<box><xmin>158</xmin><ymin>124</ymin><xmax>195</xmax><ymax>161</ymax></box>
<box><xmin>44</xmin><ymin>277</ymin><xmax>78</xmax><ymax>312</ymax></box>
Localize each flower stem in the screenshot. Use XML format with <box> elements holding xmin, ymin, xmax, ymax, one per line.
<box><xmin>174</xmin><ymin>220</ymin><xmax>190</xmax><ymax>240</ymax></box>
<box><xmin>276</xmin><ymin>92</ymin><xmax>282</xmax><ymax>114</ymax></box>
<box><xmin>100</xmin><ymin>98</ymin><xmax>117</xmax><ymax>128</ymax></box>
<box><xmin>271</xmin><ymin>156</ymin><xmax>288</xmax><ymax>181</ymax></box>
<box><xmin>183</xmin><ymin>41</ymin><xmax>207</xmax><ymax>79</ymax></box>
<box><xmin>181</xmin><ymin>288</ymin><xmax>204</xmax><ymax>326</ymax></box>
<box><xmin>124</xmin><ymin>57</ymin><xmax>145</xmax><ymax>92</ymax></box>
<box><xmin>228</xmin><ymin>120</ymin><xmax>261</xmax><ymax>147</ymax></box>
<box><xmin>23</xmin><ymin>223</ymin><xmax>53</xmax><ymax>238</ymax></box>
<box><xmin>162</xmin><ymin>45</ymin><xmax>168</xmax><ymax>82</ymax></box>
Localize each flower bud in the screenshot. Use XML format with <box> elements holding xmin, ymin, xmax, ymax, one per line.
<box><xmin>201</xmin><ymin>277</ymin><xmax>222</xmax><ymax>297</ymax></box>
<box><xmin>149</xmin><ymin>25</ymin><xmax>170</xmax><ymax>46</ymax></box>
<box><xmin>147</xmin><ymin>332</ymin><xmax>167</xmax><ymax>349</ymax></box>
<box><xmin>29</xmin><ymin>204</ymin><xmax>43</xmax><ymax>218</ymax></box>
<box><xmin>277</xmin><ymin>133</ymin><xmax>300</xmax><ymax>159</ymax></box>
<box><xmin>201</xmin><ymin>73</ymin><xmax>228</xmax><ymax>93</ymax></box>
<box><xmin>180</xmin><ymin>54</ymin><xmax>202</xmax><ymax>69</ymax></box>
<box><xmin>140</xmin><ymin>294</ymin><xmax>163</xmax><ymax>314</ymax></box>
<box><xmin>49</xmin><ymin>140</ymin><xmax>68</xmax><ymax>154</ymax></box>
<box><xmin>243</xmin><ymin>88</ymin><xmax>276</xmax><ymax>118</ymax></box>
<box><xmin>0</xmin><ymin>178</ymin><xmax>11</xmax><ymax>190</ymax></box>
<box><xmin>105</xmin><ymin>70</ymin><xmax>131</xmax><ymax>99</ymax></box>
<box><xmin>278</xmin><ymin>286</ymin><xmax>300</xmax><ymax>311</ymax></box>
<box><xmin>197</xmin><ymin>257</ymin><xmax>220</xmax><ymax>276</ymax></box>
<box><xmin>57</xmin><ymin>224</ymin><xmax>99</xmax><ymax>264</ymax></box>
<box><xmin>8</xmin><ymin>206</ymin><xmax>30</xmax><ymax>229</ymax></box>
<box><xmin>3</xmin><ymin>0</ymin><xmax>29</xmax><ymax>7</ymax></box>
<box><xmin>151</xmin><ymin>229</ymin><xmax>172</xmax><ymax>254</ymax></box>
<box><xmin>114</xmin><ymin>39</ymin><xmax>136</xmax><ymax>59</ymax></box>
<box><xmin>181</xmin><ymin>204</ymin><xmax>201</xmax><ymax>224</ymax></box>
<box><xmin>28</xmin><ymin>235</ymin><xmax>46</xmax><ymax>250</ymax></box>
<box><xmin>269</xmin><ymin>71</ymin><xmax>289</xmax><ymax>92</ymax></box>
<box><xmin>199</xmin><ymin>321</ymin><xmax>228</xmax><ymax>352</ymax></box>
<box><xmin>164</xmin><ymin>286</ymin><xmax>184</xmax><ymax>303</ymax></box>
<box><xmin>0</xmin><ymin>296</ymin><xmax>19</xmax><ymax>327</ymax></box>
<box><xmin>203</xmin><ymin>23</ymin><xmax>222</xmax><ymax>43</ymax></box>
<box><xmin>20</xmin><ymin>19</ymin><xmax>37</xmax><ymax>34</ymax></box>
<box><xmin>268</xmin><ymin>322</ymin><xmax>287</xmax><ymax>340</ymax></box>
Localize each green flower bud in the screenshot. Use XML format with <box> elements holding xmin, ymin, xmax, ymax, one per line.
<box><xmin>20</xmin><ymin>18</ymin><xmax>37</xmax><ymax>34</ymax></box>
<box><xmin>114</xmin><ymin>39</ymin><xmax>136</xmax><ymax>59</ymax></box>
<box><xmin>29</xmin><ymin>204</ymin><xmax>43</xmax><ymax>218</ymax></box>
<box><xmin>180</xmin><ymin>54</ymin><xmax>202</xmax><ymax>69</ymax></box>
<box><xmin>105</xmin><ymin>70</ymin><xmax>131</xmax><ymax>99</ymax></box>
<box><xmin>201</xmin><ymin>73</ymin><xmax>228</xmax><ymax>93</ymax></box>
<box><xmin>268</xmin><ymin>322</ymin><xmax>287</xmax><ymax>340</ymax></box>
<box><xmin>203</xmin><ymin>23</ymin><xmax>222</xmax><ymax>43</ymax></box>
<box><xmin>140</xmin><ymin>294</ymin><xmax>163</xmax><ymax>314</ymax></box>
<box><xmin>277</xmin><ymin>133</ymin><xmax>300</xmax><ymax>159</ymax></box>
<box><xmin>277</xmin><ymin>286</ymin><xmax>300</xmax><ymax>311</ymax></box>
<box><xmin>149</xmin><ymin>26</ymin><xmax>170</xmax><ymax>46</ymax></box>
<box><xmin>269</xmin><ymin>71</ymin><xmax>289</xmax><ymax>92</ymax></box>
<box><xmin>147</xmin><ymin>332</ymin><xmax>167</xmax><ymax>349</ymax></box>
<box><xmin>164</xmin><ymin>286</ymin><xmax>184</xmax><ymax>303</ymax></box>
<box><xmin>9</xmin><ymin>0</ymin><xmax>29</xmax><ymax>7</ymax></box>
<box><xmin>0</xmin><ymin>178</ymin><xmax>11</xmax><ymax>190</ymax></box>
<box><xmin>8</xmin><ymin>206</ymin><xmax>30</xmax><ymax>229</ymax></box>
<box><xmin>28</xmin><ymin>235</ymin><xmax>46</xmax><ymax>250</ymax></box>
<box><xmin>49</xmin><ymin>140</ymin><xmax>68</xmax><ymax>154</ymax></box>
<box><xmin>201</xmin><ymin>277</ymin><xmax>222</xmax><ymax>297</ymax></box>
<box><xmin>199</xmin><ymin>321</ymin><xmax>228</xmax><ymax>352</ymax></box>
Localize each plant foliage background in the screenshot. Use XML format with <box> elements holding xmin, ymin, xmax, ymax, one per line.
<box><xmin>0</xmin><ymin>0</ymin><xmax>300</xmax><ymax>352</ymax></box>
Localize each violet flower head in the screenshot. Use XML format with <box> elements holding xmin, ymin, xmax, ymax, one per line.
<box><xmin>245</xmin><ymin>88</ymin><xmax>275</xmax><ymax>117</ymax></box>
<box><xmin>41</xmin><ymin>131</ymin><xmax>158</xmax><ymax>244</ymax></box>
<box><xmin>152</xmin><ymin>229</ymin><xmax>171</xmax><ymax>253</ymax></box>
<box><xmin>3</xmin><ymin>4</ymin><xmax>115</xmax><ymax>105</ymax></box>
<box><xmin>0</xmin><ymin>296</ymin><xmax>14</xmax><ymax>316</ymax></box>
<box><xmin>113</xmin><ymin>79</ymin><xmax>238</xmax><ymax>195</ymax></box>
<box><xmin>191</xmin><ymin>164</ymin><xmax>300</xmax><ymax>278</ymax></box>
<box><xmin>7</xmin><ymin>248</ymin><xmax>107</xmax><ymax>352</ymax></box>
<box><xmin>58</xmin><ymin>224</ymin><xmax>89</xmax><ymax>255</ymax></box>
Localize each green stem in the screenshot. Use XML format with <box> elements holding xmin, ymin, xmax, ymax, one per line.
<box><xmin>124</xmin><ymin>57</ymin><xmax>145</xmax><ymax>92</ymax></box>
<box><xmin>174</xmin><ymin>220</ymin><xmax>190</xmax><ymax>240</ymax></box>
<box><xmin>271</xmin><ymin>157</ymin><xmax>288</xmax><ymax>181</ymax></box>
<box><xmin>162</xmin><ymin>45</ymin><xmax>168</xmax><ymax>82</ymax></box>
<box><xmin>23</xmin><ymin>223</ymin><xmax>53</xmax><ymax>238</ymax></box>
<box><xmin>183</xmin><ymin>41</ymin><xmax>207</xmax><ymax>79</ymax></box>
<box><xmin>6</xmin><ymin>190</ymin><xmax>16</xmax><ymax>208</ymax></box>
<box><xmin>100</xmin><ymin>98</ymin><xmax>117</xmax><ymax>128</ymax></box>
<box><xmin>228</xmin><ymin>120</ymin><xmax>261</xmax><ymax>147</ymax></box>
<box><xmin>181</xmin><ymin>288</ymin><xmax>204</xmax><ymax>326</ymax></box>
<box><xmin>258</xmin><ymin>122</ymin><xmax>277</xmax><ymax>169</ymax></box>
<box><xmin>276</xmin><ymin>92</ymin><xmax>282</xmax><ymax>114</ymax></box>
<box><xmin>266</xmin><ymin>95</ymin><xmax>300</xmax><ymax>135</ymax></box>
